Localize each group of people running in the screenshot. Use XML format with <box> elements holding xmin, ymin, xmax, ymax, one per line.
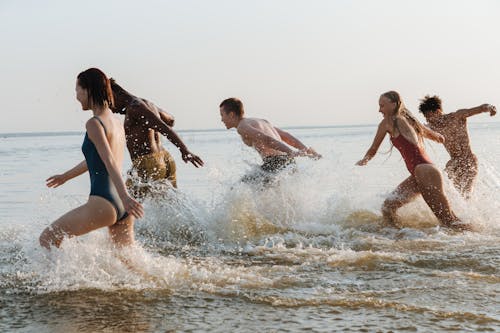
<box><xmin>39</xmin><ymin>67</ymin><xmax>496</xmax><ymax>249</ymax></box>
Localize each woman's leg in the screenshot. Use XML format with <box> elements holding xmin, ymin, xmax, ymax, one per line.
<box><xmin>108</xmin><ymin>215</ymin><xmax>135</xmax><ymax>247</ymax></box>
<box><xmin>414</xmin><ymin>164</ymin><xmax>467</xmax><ymax>228</ymax></box>
<box><xmin>39</xmin><ymin>196</ymin><xmax>117</xmax><ymax>249</ymax></box>
<box><xmin>382</xmin><ymin>176</ymin><xmax>420</xmax><ymax>227</ymax></box>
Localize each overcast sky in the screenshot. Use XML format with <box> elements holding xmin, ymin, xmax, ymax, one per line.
<box><xmin>1</xmin><ymin>0</ymin><xmax>499</xmax><ymax>133</ymax></box>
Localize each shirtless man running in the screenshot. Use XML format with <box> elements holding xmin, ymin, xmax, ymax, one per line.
<box><xmin>110</xmin><ymin>79</ymin><xmax>203</xmax><ymax>197</ymax></box>
<box><xmin>219</xmin><ymin>97</ymin><xmax>320</xmax><ymax>183</ymax></box>
<box><xmin>419</xmin><ymin>95</ymin><xmax>496</xmax><ymax>198</ymax></box>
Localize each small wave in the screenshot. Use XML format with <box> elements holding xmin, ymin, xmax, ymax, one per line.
<box><xmin>243</xmin><ymin>294</ymin><xmax>499</xmax><ymax>325</ymax></box>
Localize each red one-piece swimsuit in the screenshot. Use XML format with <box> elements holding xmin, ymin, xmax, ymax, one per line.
<box><xmin>390</xmin><ymin>134</ymin><xmax>432</xmax><ymax>175</ymax></box>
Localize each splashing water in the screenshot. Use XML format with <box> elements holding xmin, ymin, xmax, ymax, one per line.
<box><xmin>1</xmin><ymin>125</ymin><xmax>499</xmax><ymax>331</ymax></box>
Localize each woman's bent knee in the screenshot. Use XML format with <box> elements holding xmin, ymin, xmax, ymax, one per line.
<box><xmin>39</xmin><ymin>226</ymin><xmax>64</xmax><ymax>249</ymax></box>
<box><xmin>382</xmin><ymin>197</ymin><xmax>401</xmax><ymax>213</ymax></box>
<box><xmin>39</xmin><ymin>230</ymin><xmax>52</xmax><ymax>249</ymax></box>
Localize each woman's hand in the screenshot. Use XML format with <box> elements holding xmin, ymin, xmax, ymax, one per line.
<box><xmin>122</xmin><ymin>195</ymin><xmax>144</xmax><ymax>219</ymax></box>
<box><xmin>356</xmin><ymin>157</ymin><xmax>369</xmax><ymax>166</ymax></box>
<box><xmin>46</xmin><ymin>174</ymin><xmax>68</xmax><ymax>188</ymax></box>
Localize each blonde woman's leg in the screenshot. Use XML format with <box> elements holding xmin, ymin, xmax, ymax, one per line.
<box><xmin>414</xmin><ymin>164</ymin><xmax>466</xmax><ymax>228</ymax></box>
<box><xmin>382</xmin><ymin>176</ymin><xmax>420</xmax><ymax>227</ymax></box>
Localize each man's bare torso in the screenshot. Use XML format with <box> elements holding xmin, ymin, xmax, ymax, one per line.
<box><xmin>237</xmin><ymin>118</ymin><xmax>285</xmax><ymax>158</ymax></box>
<box><xmin>428</xmin><ymin>114</ymin><xmax>473</xmax><ymax>159</ymax></box>
<box><xmin>123</xmin><ymin>99</ymin><xmax>164</xmax><ymax>160</ymax></box>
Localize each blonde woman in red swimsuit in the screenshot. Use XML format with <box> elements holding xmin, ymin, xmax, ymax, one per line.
<box><xmin>356</xmin><ymin>91</ymin><xmax>471</xmax><ymax>231</ymax></box>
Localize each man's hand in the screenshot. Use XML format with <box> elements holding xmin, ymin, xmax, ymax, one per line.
<box><xmin>480</xmin><ymin>104</ymin><xmax>497</xmax><ymax>116</ymax></box>
<box><xmin>181</xmin><ymin>151</ymin><xmax>204</xmax><ymax>168</ymax></box>
<box><xmin>298</xmin><ymin>147</ymin><xmax>322</xmax><ymax>159</ymax></box>
<box><xmin>488</xmin><ymin>104</ymin><xmax>496</xmax><ymax>116</ymax></box>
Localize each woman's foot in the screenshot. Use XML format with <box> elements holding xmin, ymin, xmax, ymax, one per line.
<box><xmin>443</xmin><ymin>221</ymin><xmax>474</xmax><ymax>232</ymax></box>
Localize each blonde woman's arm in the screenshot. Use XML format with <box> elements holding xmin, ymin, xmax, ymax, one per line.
<box><xmin>356</xmin><ymin>122</ymin><xmax>387</xmax><ymax>166</ymax></box>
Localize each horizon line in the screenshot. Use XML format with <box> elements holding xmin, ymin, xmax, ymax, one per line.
<box><xmin>0</xmin><ymin>123</ymin><xmax>378</xmax><ymax>138</ymax></box>
<box><xmin>1</xmin><ymin>121</ymin><xmax>498</xmax><ymax>138</ymax></box>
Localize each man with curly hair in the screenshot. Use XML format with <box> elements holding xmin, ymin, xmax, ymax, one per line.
<box><xmin>419</xmin><ymin>95</ymin><xmax>496</xmax><ymax>198</ymax></box>
<box><xmin>109</xmin><ymin>79</ymin><xmax>204</xmax><ymax>198</ymax></box>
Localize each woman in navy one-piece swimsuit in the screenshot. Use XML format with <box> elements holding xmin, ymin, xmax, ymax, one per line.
<box><xmin>39</xmin><ymin>68</ymin><xmax>144</xmax><ymax>249</ymax></box>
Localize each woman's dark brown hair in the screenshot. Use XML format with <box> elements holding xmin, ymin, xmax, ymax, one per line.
<box><xmin>77</xmin><ymin>68</ymin><xmax>114</xmax><ymax>109</ymax></box>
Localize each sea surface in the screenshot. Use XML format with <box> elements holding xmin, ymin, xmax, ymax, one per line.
<box><xmin>1</xmin><ymin>124</ymin><xmax>499</xmax><ymax>332</ymax></box>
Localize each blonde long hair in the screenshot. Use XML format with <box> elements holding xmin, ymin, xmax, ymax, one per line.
<box><xmin>381</xmin><ymin>91</ymin><xmax>425</xmax><ymax>145</ymax></box>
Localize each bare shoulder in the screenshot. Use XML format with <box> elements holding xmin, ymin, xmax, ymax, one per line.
<box><xmin>85</xmin><ymin>117</ymin><xmax>108</xmax><ymax>142</ymax></box>
<box><xmin>238</xmin><ymin>119</ymin><xmax>264</xmax><ymax>136</ymax></box>
<box><xmin>396</xmin><ymin>115</ymin><xmax>412</xmax><ymax>128</ymax></box>
<box><xmin>127</xmin><ymin>101</ymin><xmax>152</xmax><ymax>118</ymax></box>
<box><xmin>141</xmin><ymin>98</ymin><xmax>158</xmax><ymax>111</ymax></box>
<box><xmin>379</xmin><ymin>117</ymin><xmax>392</xmax><ymax>132</ymax></box>
<box><xmin>443</xmin><ymin>112</ymin><xmax>459</xmax><ymax>120</ymax></box>
<box><xmin>441</xmin><ymin>112</ymin><xmax>466</xmax><ymax>127</ymax></box>
<box><xmin>85</xmin><ymin>117</ymin><xmax>101</xmax><ymax>131</ymax></box>
<box><xmin>236</xmin><ymin>119</ymin><xmax>251</xmax><ymax>133</ymax></box>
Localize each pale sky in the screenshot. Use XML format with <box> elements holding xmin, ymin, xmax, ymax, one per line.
<box><xmin>1</xmin><ymin>0</ymin><xmax>499</xmax><ymax>133</ymax></box>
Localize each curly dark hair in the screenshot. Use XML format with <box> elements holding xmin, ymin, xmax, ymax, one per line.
<box><xmin>419</xmin><ymin>95</ymin><xmax>442</xmax><ymax>114</ymax></box>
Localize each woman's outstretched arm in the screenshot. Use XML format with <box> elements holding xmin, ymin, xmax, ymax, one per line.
<box><xmin>356</xmin><ymin>122</ymin><xmax>387</xmax><ymax>166</ymax></box>
<box><xmin>46</xmin><ymin>160</ymin><xmax>88</xmax><ymax>188</ymax></box>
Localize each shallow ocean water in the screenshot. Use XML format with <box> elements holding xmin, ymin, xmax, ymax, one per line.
<box><xmin>1</xmin><ymin>124</ymin><xmax>499</xmax><ymax>332</ymax></box>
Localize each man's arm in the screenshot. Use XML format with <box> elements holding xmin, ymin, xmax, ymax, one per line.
<box><xmin>131</xmin><ymin>106</ymin><xmax>204</xmax><ymax>167</ymax></box>
<box><xmin>238</xmin><ymin>124</ymin><xmax>295</xmax><ymax>155</ymax></box>
<box><xmin>274</xmin><ymin>127</ymin><xmax>321</xmax><ymax>158</ymax></box>
<box><xmin>142</xmin><ymin>99</ymin><xmax>175</xmax><ymax>126</ymax></box>
<box><xmin>274</xmin><ymin>128</ymin><xmax>307</xmax><ymax>150</ymax></box>
<box><xmin>159</xmin><ymin>111</ymin><xmax>175</xmax><ymax>127</ymax></box>
<box><xmin>454</xmin><ymin>104</ymin><xmax>496</xmax><ymax>118</ymax></box>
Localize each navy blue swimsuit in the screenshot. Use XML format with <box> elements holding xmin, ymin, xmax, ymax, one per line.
<box><xmin>82</xmin><ymin>117</ymin><xmax>127</xmax><ymax>221</ymax></box>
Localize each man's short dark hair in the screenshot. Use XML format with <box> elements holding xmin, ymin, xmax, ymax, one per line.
<box><xmin>220</xmin><ymin>98</ymin><xmax>244</xmax><ymax>117</ymax></box>
<box><xmin>419</xmin><ymin>95</ymin><xmax>442</xmax><ymax>114</ymax></box>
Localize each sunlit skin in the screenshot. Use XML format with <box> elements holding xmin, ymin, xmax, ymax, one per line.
<box><xmin>39</xmin><ymin>75</ymin><xmax>144</xmax><ymax>249</ymax></box>
<box><xmin>220</xmin><ymin>106</ymin><xmax>321</xmax><ymax>159</ymax></box>
<box><xmin>75</xmin><ymin>82</ymin><xmax>90</xmax><ymax>110</ymax></box>
<box><xmin>421</xmin><ymin>101</ymin><xmax>496</xmax><ymax>198</ymax></box>
<box><xmin>110</xmin><ymin>85</ymin><xmax>203</xmax><ymax>167</ymax></box>
<box><xmin>356</xmin><ymin>94</ymin><xmax>472</xmax><ymax>231</ymax></box>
